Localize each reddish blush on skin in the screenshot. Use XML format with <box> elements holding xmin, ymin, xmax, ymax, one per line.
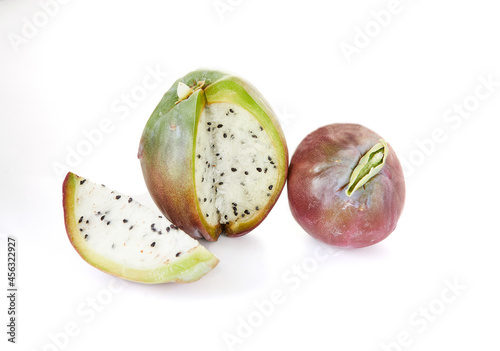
<box><xmin>287</xmin><ymin>123</ymin><xmax>405</xmax><ymax>248</ymax></box>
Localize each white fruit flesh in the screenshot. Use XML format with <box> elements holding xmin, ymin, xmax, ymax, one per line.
<box><xmin>194</xmin><ymin>102</ymin><xmax>279</xmax><ymax>227</ymax></box>
<box><xmin>75</xmin><ymin>180</ymin><xmax>199</xmax><ymax>270</ymax></box>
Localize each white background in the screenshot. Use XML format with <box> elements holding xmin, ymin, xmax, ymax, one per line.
<box><xmin>1</xmin><ymin>0</ymin><xmax>499</xmax><ymax>350</ymax></box>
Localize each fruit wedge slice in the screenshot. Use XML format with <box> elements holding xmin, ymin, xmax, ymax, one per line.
<box><xmin>63</xmin><ymin>172</ymin><xmax>219</xmax><ymax>283</ymax></box>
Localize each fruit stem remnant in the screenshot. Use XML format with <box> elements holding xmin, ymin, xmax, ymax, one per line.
<box><xmin>176</xmin><ymin>82</ymin><xmax>193</xmax><ymax>103</ymax></box>
<box><xmin>345</xmin><ymin>139</ymin><xmax>388</xmax><ymax>197</ymax></box>
<box><xmin>176</xmin><ymin>81</ymin><xmax>206</xmax><ymax>104</ymax></box>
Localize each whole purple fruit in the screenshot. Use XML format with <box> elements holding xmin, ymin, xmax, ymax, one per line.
<box><xmin>288</xmin><ymin>123</ymin><xmax>405</xmax><ymax>248</ymax></box>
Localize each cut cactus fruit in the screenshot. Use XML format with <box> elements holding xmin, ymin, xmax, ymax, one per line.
<box><xmin>63</xmin><ymin>172</ymin><xmax>219</xmax><ymax>283</ymax></box>
<box><xmin>138</xmin><ymin>70</ymin><xmax>288</xmax><ymax>241</ymax></box>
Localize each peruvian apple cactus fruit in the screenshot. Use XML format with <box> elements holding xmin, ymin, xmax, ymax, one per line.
<box><xmin>288</xmin><ymin>124</ymin><xmax>405</xmax><ymax>248</ymax></box>
<box><xmin>139</xmin><ymin>70</ymin><xmax>288</xmax><ymax>241</ymax></box>
<box><xmin>63</xmin><ymin>172</ymin><xmax>218</xmax><ymax>283</ymax></box>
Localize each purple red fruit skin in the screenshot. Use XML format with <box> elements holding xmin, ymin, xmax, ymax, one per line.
<box><xmin>287</xmin><ymin>123</ymin><xmax>405</xmax><ymax>248</ymax></box>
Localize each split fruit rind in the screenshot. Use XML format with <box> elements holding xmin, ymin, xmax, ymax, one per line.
<box><xmin>139</xmin><ymin>70</ymin><xmax>288</xmax><ymax>241</ymax></box>
<box><xmin>63</xmin><ymin>172</ymin><xmax>219</xmax><ymax>283</ymax></box>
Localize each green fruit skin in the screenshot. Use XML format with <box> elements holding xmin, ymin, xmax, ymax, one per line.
<box><xmin>288</xmin><ymin>124</ymin><xmax>405</xmax><ymax>248</ymax></box>
<box><xmin>63</xmin><ymin>172</ymin><xmax>219</xmax><ymax>284</ymax></box>
<box><xmin>138</xmin><ymin>70</ymin><xmax>288</xmax><ymax>241</ymax></box>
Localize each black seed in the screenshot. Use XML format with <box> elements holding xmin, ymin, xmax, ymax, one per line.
<box><xmin>176</xmin><ymin>252</ymin><xmax>181</xmax><ymax>257</ymax></box>
<box><xmin>112</xmin><ymin>243</ymin><xmax>115</xmax><ymax>249</ymax></box>
<box><xmin>226</xmin><ymin>222</ymin><xmax>230</xmax><ymax>225</ymax></box>
<box><xmin>244</xmin><ymin>171</ymin><xmax>249</xmax><ymax>175</ymax></box>
<box><xmin>158</xmin><ymin>231</ymin><xmax>162</xmax><ymax>235</ymax></box>
<box><xmin>115</xmin><ymin>195</ymin><xmax>121</xmax><ymax>200</ymax></box>
<box><xmin>244</xmin><ymin>210</ymin><xmax>250</xmax><ymax>215</ymax></box>
<box><xmin>129</xmin><ymin>225</ymin><xmax>134</xmax><ymax>230</ymax></box>
<box><xmin>123</xmin><ymin>219</ymin><xmax>128</xmax><ymax>223</ymax></box>
<box><xmin>252</xmin><ymin>135</ymin><xmax>257</xmax><ymax>138</ymax></box>
<box><xmin>232</xmin><ymin>202</ymin><xmax>237</xmax><ymax>206</ymax></box>
<box><xmin>213</xmin><ymin>178</ymin><xmax>215</xmax><ymax>183</ymax></box>
<box><xmin>256</xmin><ymin>168</ymin><xmax>262</xmax><ymax>172</ymax></box>
<box><xmin>151</xmin><ymin>242</ymin><xmax>156</xmax><ymax>247</ymax></box>
<box><xmin>80</xmin><ymin>179</ymin><xmax>86</xmax><ymax>185</ymax></box>
<box><xmin>79</xmin><ymin>228</ymin><xmax>83</xmax><ymax>232</ymax></box>
<box><xmin>151</xmin><ymin>223</ymin><xmax>155</xmax><ymax>229</ymax></box>
<box><xmin>259</xmin><ymin>126</ymin><xmax>263</xmax><ymax>131</ymax></box>
<box><xmin>86</xmin><ymin>220</ymin><xmax>89</xmax><ymax>224</ymax></box>
<box><xmin>101</xmin><ymin>184</ymin><xmax>105</xmax><ymax>187</ymax></box>
<box><xmin>100</xmin><ymin>215</ymin><xmax>105</xmax><ymax>221</ymax></box>
<box><xmin>220</xmin><ymin>172</ymin><xmax>224</xmax><ymax>176</ymax></box>
<box><xmin>215</xmin><ymin>187</ymin><xmax>218</xmax><ymax>193</ymax></box>
<box><xmin>269</xmin><ymin>185</ymin><xmax>273</xmax><ymax>190</ymax></box>
<box><xmin>223</xmin><ymin>133</ymin><xmax>227</xmax><ymax>138</ymax></box>
<box><xmin>202</xmin><ymin>177</ymin><xmax>204</xmax><ymax>182</ymax></box>
<box><xmin>197</xmin><ymin>154</ymin><xmax>201</xmax><ymax>159</ymax></box>
<box><xmin>240</xmin><ymin>182</ymin><xmax>245</xmax><ymax>186</ymax></box>
<box><xmin>211</xmin><ymin>144</ymin><xmax>215</xmax><ymax>149</ymax></box>
<box><xmin>219</xmin><ymin>182</ymin><xmax>223</xmax><ymax>185</ymax></box>
<box><xmin>230</xmin><ymin>109</ymin><xmax>234</xmax><ymax>113</ymax></box>
<box><xmin>207</xmin><ymin>164</ymin><xmax>210</xmax><ymax>168</ymax></box>
<box><xmin>216</xmin><ymin>153</ymin><xmax>220</xmax><ymax>156</ymax></box>
<box><xmin>264</xmin><ymin>168</ymin><xmax>268</xmax><ymax>173</ymax></box>
<box><xmin>231</xmin><ymin>134</ymin><xmax>234</xmax><ymax>139</ymax></box>
<box><xmin>224</xmin><ymin>215</ymin><xmax>228</xmax><ymax>220</ymax></box>
<box><xmin>255</xmin><ymin>206</ymin><xmax>260</xmax><ymax>210</ymax></box>
<box><xmin>204</xmin><ymin>198</ymin><xmax>207</xmax><ymax>202</ymax></box>
<box><xmin>232</xmin><ymin>206</ymin><xmax>237</xmax><ymax>212</ymax></box>
<box><xmin>107</xmin><ymin>221</ymin><xmax>111</xmax><ymax>225</ymax></box>
<box><xmin>78</xmin><ymin>216</ymin><xmax>83</xmax><ymax>223</ymax></box>
<box><xmin>170</xmin><ymin>224</ymin><xmax>178</xmax><ymax>230</ymax></box>
<box><xmin>242</xmin><ymin>214</ymin><xmax>245</xmax><ymax>218</ymax></box>
<box><xmin>166</xmin><ymin>227</ymin><xmax>170</xmax><ymax>232</ymax></box>
<box><xmin>274</xmin><ymin>165</ymin><xmax>277</xmax><ymax>169</ymax></box>
<box><xmin>207</xmin><ymin>122</ymin><xmax>211</xmax><ymax>125</ymax></box>
<box><xmin>270</xmin><ymin>161</ymin><xmax>275</xmax><ymax>165</ymax></box>
<box><xmin>159</xmin><ymin>216</ymin><xmax>163</xmax><ymax>218</ymax></box>
<box><xmin>267</xmin><ymin>193</ymin><xmax>271</xmax><ymax>196</ymax></box>
<box><xmin>217</xmin><ymin>124</ymin><xmax>223</xmax><ymax>128</ymax></box>
<box><xmin>207</xmin><ymin>127</ymin><xmax>211</xmax><ymax>131</ymax></box>
<box><xmin>210</xmin><ymin>199</ymin><xmax>212</xmax><ymax>203</ymax></box>
<box><xmin>268</xmin><ymin>156</ymin><xmax>272</xmax><ymax>161</ymax></box>
<box><xmin>84</xmin><ymin>234</ymin><xmax>88</xmax><ymax>239</ymax></box>
<box><xmin>97</xmin><ymin>211</ymin><xmax>101</xmax><ymax>215</ymax></box>
<box><xmin>128</xmin><ymin>197</ymin><xmax>133</xmax><ymax>203</ymax></box>
<box><xmin>206</xmin><ymin>213</ymin><xmax>209</xmax><ymax>217</ymax></box>
<box><xmin>216</xmin><ymin>209</ymin><xmax>220</xmax><ymax>214</ymax></box>
<box><xmin>231</xmin><ymin>168</ymin><xmax>237</xmax><ymax>172</ymax></box>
